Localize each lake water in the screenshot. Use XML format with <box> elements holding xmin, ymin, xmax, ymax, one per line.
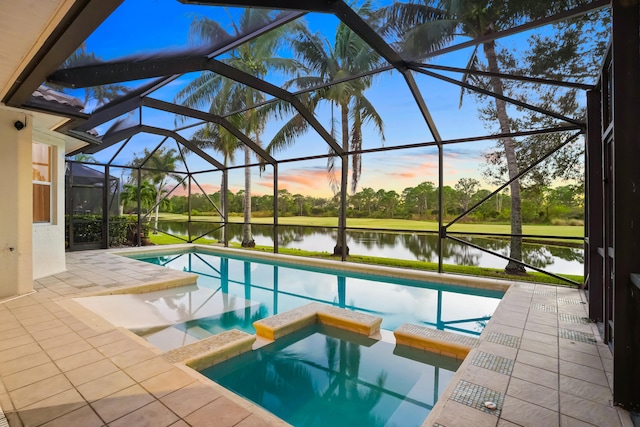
<box><xmin>156</xmin><ymin>221</ymin><xmax>584</xmax><ymax>276</ymax></box>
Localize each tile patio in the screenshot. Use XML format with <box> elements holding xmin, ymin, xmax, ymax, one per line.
<box><xmin>0</xmin><ymin>248</ymin><xmax>632</xmax><ymax>427</ymax></box>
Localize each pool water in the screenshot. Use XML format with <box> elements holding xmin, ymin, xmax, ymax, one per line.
<box><xmin>202</xmin><ymin>324</ymin><xmax>461</xmax><ymax>427</ymax></box>
<box><xmin>122</xmin><ymin>250</ymin><xmax>502</xmax><ymax>350</ymax></box>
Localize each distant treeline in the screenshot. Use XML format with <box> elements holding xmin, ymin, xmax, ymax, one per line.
<box><xmin>150</xmin><ymin>180</ymin><xmax>583</xmax><ymax>225</ymax></box>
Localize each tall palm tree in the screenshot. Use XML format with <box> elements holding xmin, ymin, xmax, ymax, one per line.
<box><xmin>176</xmin><ymin>10</ymin><xmax>300</xmax><ymax>247</ymax></box>
<box><xmin>190</xmin><ymin>121</ymin><xmax>240</xmax><ymax>218</ymax></box>
<box><xmin>266</xmin><ymin>3</ymin><xmax>386</xmax><ymax>255</ymax></box>
<box><xmin>383</xmin><ymin>0</ymin><xmax>583</xmax><ymax>274</ymax></box>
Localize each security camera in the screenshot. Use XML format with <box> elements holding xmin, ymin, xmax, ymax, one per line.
<box><xmin>14</xmin><ymin>121</ymin><xmax>25</xmax><ymax>131</ymax></box>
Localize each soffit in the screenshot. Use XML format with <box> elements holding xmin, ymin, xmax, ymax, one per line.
<box><xmin>0</xmin><ymin>0</ymin><xmax>77</xmax><ymax>100</ymax></box>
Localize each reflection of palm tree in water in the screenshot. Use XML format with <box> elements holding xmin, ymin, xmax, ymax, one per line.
<box><xmin>158</xmin><ymin>290</ymin><xmax>192</xmax><ymax>320</ymax></box>
<box><xmin>404</xmin><ymin>233</ymin><xmax>570</xmax><ymax>270</ymax></box>
<box><xmin>402</xmin><ymin>234</ymin><xmax>440</xmax><ymax>262</ymax></box>
<box><xmin>318</xmin><ymin>336</ymin><xmax>387</xmax><ymax>427</ymax></box>
<box><xmin>218</xmin><ymin>304</ymin><xmax>268</xmax><ymax>330</ymax></box>
<box><xmin>257</xmin><ymin>333</ymin><xmax>388</xmax><ymax>427</ymax></box>
<box><xmin>467</xmin><ymin>237</ymin><xmax>556</xmax><ymax>269</ymax></box>
<box><xmin>206</xmin><ymin>260</ymin><xmax>268</xmax><ymax>331</ymax></box>
<box><xmin>448</xmin><ymin>239</ymin><xmax>481</xmax><ymax>266</ymax></box>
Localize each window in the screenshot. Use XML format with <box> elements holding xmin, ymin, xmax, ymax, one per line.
<box><xmin>32</xmin><ymin>143</ymin><xmax>51</xmax><ymax>223</ymax></box>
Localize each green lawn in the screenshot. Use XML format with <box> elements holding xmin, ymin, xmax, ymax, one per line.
<box><xmin>158</xmin><ymin>213</ymin><xmax>584</xmax><ymax>238</ymax></box>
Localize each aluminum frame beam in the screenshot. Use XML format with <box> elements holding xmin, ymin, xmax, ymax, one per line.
<box><xmin>416</xmin><ymin>0</ymin><xmax>610</xmax><ymax>62</ymax></box>
<box><xmin>141</xmin><ymin>97</ymin><xmax>276</xmax><ymax>164</ymax></box>
<box><xmin>411</xmin><ymin>66</ymin><xmax>585</xmax><ymax>128</ymax></box>
<box><xmin>3</xmin><ymin>0</ymin><xmax>124</xmax><ymax>106</ymax></box>
<box><xmin>50</xmin><ymin>56</ymin><xmax>343</xmax><ymax>155</ymax></box>
<box><xmin>412</xmin><ymin>62</ymin><xmax>595</xmax><ymax>90</ymax></box>
<box><xmin>178</xmin><ymin>0</ymin><xmax>336</xmax><ymax>12</ymax></box>
<box><xmin>83</xmin><ymin>124</ymin><xmax>225</xmax><ymax>169</ymax></box>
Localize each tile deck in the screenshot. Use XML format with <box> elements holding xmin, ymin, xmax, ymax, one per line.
<box><xmin>425</xmin><ymin>282</ymin><xmax>632</xmax><ymax>427</ymax></box>
<box><xmin>0</xmin><ymin>248</ymin><xmax>631</xmax><ymax>427</ymax></box>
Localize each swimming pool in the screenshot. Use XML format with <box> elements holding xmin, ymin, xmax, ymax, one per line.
<box><xmin>112</xmin><ymin>248</ymin><xmax>502</xmax><ymax>350</ymax></box>
<box><xmin>202</xmin><ymin>324</ymin><xmax>461</xmax><ymax>427</ymax></box>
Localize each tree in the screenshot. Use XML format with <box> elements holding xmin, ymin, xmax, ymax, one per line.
<box><xmin>440</xmin><ymin>185</ymin><xmax>459</xmax><ymax>217</ymax></box>
<box><xmin>121</xmin><ymin>180</ymin><xmax>156</xmax><ymax>215</ymax></box>
<box><xmin>359</xmin><ymin>187</ymin><xmax>376</xmax><ymax>215</ymax></box>
<box><xmin>455</xmin><ymin>178</ymin><xmax>480</xmax><ymax>213</ymax></box>
<box><xmin>176</xmin><ymin>10</ymin><xmax>299</xmax><ymax>247</ymax></box>
<box><xmin>189</xmin><ymin>122</ymin><xmax>240</xmax><ymax>219</ymax></box>
<box><xmin>293</xmin><ymin>194</ymin><xmax>306</xmax><ymax>216</ymax></box>
<box><xmin>383</xmin><ymin>0</ymin><xmax>603</xmax><ymax>274</ymax></box>
<box><xmin>266</xmin><ymin>4</ymin><xmax>386</xmax><ymax>255</ymax></box>
<box><xmin>482</xmin><ymin>11</ymin><xmax>608</xmax><ymax>191</ymax></box>
<box><xmin>130</xmin><ymin>147</ymin><xmax>183</xmax><ymax>233</ymax></box>
<box><xmin>379</xmin><ymin>190</ymin><xmax>400</xmax><ymax>218</ymax></box>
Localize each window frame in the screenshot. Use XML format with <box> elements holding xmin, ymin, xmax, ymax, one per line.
<box><xmin>32</xmin><ymin>142</ymin><xmax>53</xmax><ymax>224</ymax></box>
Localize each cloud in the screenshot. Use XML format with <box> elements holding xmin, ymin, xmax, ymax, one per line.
<box><xmin>387</xmin><ymin>171</ymin><xmax>419</xmax><ymax>179</ymax></box>
<box><xmin>171</xmin><ymin>182</ymin><xmax>219</xmax><ymax>197</ymax></box>
<box><xmin>257</xmin><ymin>168</ymin><xmax>333</xmax><ymax>195</ymax></box>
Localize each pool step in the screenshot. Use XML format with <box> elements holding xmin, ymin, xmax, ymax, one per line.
<box><xmin>184</xmin><ymin>325</ymin><xmax>215</xmax><ymax>340</ymax></box>
<box><xmin>162</xmin><ymin>329</ymin><xmax>256</xmax><ymax>371</ymax></box>
<box><xmin>253</xmin><ymin>302</ymin><xmax>382</xmax><ymax>340</ymax></box>
<box><xmin>394</xmin><ymin>324</ymin><xmax>480</xmax><ymax>359</ymax></box>
<box><xmin>144</xmin><ymin>326</ymin><xmax>202</xmax><ymax>352</ymax></box>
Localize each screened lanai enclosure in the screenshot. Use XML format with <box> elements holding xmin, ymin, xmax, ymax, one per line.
<box><xmin>65</xmin><ymin>162</ymin><xmax>121</xmax><ymax>250</ymax></box>
<box><xmin>3</xmin><ymin>0</ymin><xmax>640</xmax><ymax>411</ymax></box>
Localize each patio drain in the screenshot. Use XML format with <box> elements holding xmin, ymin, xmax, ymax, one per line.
<box><xmin>532</xmin><ymin>303</ymin><xmax>558</xmax><ymax>313</ymax></box>
<box><xmin>472</xmin><ymin>351</ymin><xmax>514</xmax><ymax>375</ymax></box>
<box><xmin>485</xmin><ymin>332</ymin><xmax>521</xmax><ymax>348</ymax></box>
<box><xmin>517</xmin><ymin>283</ymin><xmax>535</xmax><ymax>290</ymax></box>
<box><xmin>450</xmin><ymin>380</ymin><xmax>503</xmax><ymax>417</ymax></box>
<box><xmin>558</xmin><ymin>328</ymin><xmax>597</xmax><ymax>344</ymax></box>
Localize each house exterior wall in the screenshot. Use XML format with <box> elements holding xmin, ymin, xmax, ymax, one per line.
<box><xmin>0</xmin><ymin>106</ymin><xmax>33</xmax><ymax>297</ymax></box>
<box><xmin>32</xmin><ymin>126</ymin><xmax>66</xmax><ymax>279</ymax></box>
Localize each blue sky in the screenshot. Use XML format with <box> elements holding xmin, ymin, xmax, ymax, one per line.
<box><xmin>72</xmin><ymin>0</ymin><xmax>589</xmax><ymax>198</ymax></box>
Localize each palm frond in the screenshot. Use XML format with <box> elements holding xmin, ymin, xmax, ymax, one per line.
<box><xmin>352</xmin><ymin>94</ymin><xmax>385</xmax><ymax>143</ymax></box>
<box><xmin>265</xmin><ymin>112</ymin><xmax>310</xmax><ymax>155</ymax></box>
<box><xmin>459</xmin><ymin>45</ymin><xmax>480</xmax><ymax>108</ymax></box>
<box><xmin>187</xmin><ymin>16</ymin><xmax>232</xmax><ymax>46</ymax></box>
<box><xmin>350</xmin><ymin>110</ymin><xmax>362</xmax><ymax>194</ymax></box>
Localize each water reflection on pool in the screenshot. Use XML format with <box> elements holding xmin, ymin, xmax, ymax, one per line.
<box><xmin>203</xmin><ymin>324</ymin><xmax>461</xmax><ymax>427</ymax></box>
<box><xmin>123</xmin><ymin>250</ymin><xmax>502</xmax><ymax>350</ymax></box>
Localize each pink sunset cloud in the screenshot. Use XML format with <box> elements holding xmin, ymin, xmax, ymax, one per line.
<box><xmin>258</xmin><ymin>168</ymin><xmax>333</xmax><ymax>196</ymax></box>
<box><xmin>171</xmin><ymin>182</ymin><xmax>220</xmax><ymax>197</ymax></box>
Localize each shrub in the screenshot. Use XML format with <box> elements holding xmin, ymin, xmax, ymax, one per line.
<box><xmin>66</xmin><ymin>214</ymin><xmax>136</xmax><ymax>248</ymax></box>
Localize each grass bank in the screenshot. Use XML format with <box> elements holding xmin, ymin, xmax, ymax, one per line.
<box><xmin>157</xmin><ymin>214</ymin><xmax>584</xmax><ymax>240</ymax></box>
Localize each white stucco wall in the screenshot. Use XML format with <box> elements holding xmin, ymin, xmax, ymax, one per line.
<box><xmin>32</xmin><ymin>127</ymin><xmax>66</xmax><ymax>279</ymax></box>
<box><xmin>0</xmin><ymin>106</ymin><xmax>33</xmax><ymax>297</ymax></box>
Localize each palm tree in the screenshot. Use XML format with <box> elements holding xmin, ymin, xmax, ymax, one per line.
<box><xmin>131</xmin><ymin>147</ymin><xmax>184</xmax><ymax>233</ymax></box>
<box><xmin>265</xmin><ymin>2</ymin><xmax>386</xmax><ymax>255</ymax></box>
<box><xmin>176</xmin><ymin>10</ymin><xmax>300</xmax><ymax>247</ymax></box>
<box><xmin>190</xmin><ymin>122</ymin><xmax>240</xmax><ymax>219</ymax></box>
<box><xmin>121</xmin><ymin>180</ymin><xmax>156</xmax><ymax>215</ymax></box>
<box><xmin>382</xmin><ymin>0</ymin><xmax>582</xmax><ymax>274</ymax></box>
